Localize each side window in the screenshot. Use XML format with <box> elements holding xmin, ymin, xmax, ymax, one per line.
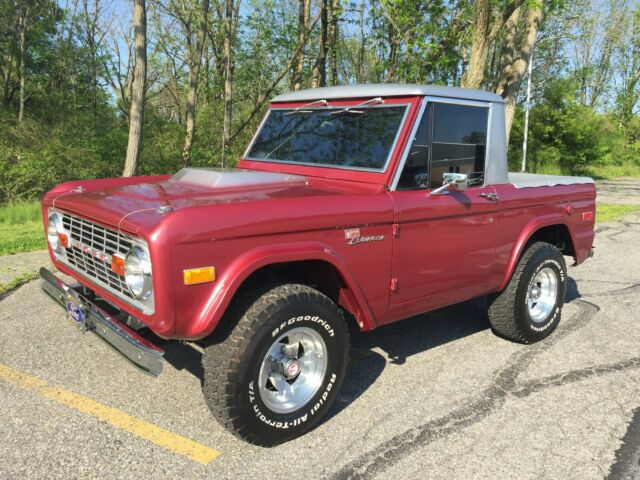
<box><xmin>397</xmin><ymin>104</ymin><xmax>432</xmax><ymax>190</ymax></box>
<box><xmin>397</xmin><ymin>102</ymin><xmax>489</xmax><ymax>190</ymax></box>
<box><xmin>430</xmin><ymin>103</ymin><xmax>488</xmax><ymax>188</ymax></box>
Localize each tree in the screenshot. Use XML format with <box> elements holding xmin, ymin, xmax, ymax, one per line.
<box><xmin>326</xmin><ymin>0</ymin><xmax>341</xmax><ymax>86</ymax></box>
<box><xmin>81</xmin><ymin>0</ymin><xmax>105</xmax><ymax>122</ymax></box>
<box><xmin>221</xmin><ymin>0</ymin><xmax>240</xmax><ymax>161</ymax></box>
<box><xmin>0</xmin><ymin>0</ymin><xmax>18</xmax><ymax>109</ymax></box>
<box><xmin>292</xmin><ymin>0</ymin><xmax>310</xmax><ymax>91</ymax></box>
<box><xmin>614</xmin><ymin>2</ymin><xmax>640</xmax><ymax>125</ymax></box>
<box><xmin>461</xmin><ymin>0</ymin><xmax>525</xmax><ymax>89</ymax></box>
<box><xmin>123</xmin><ymin>0</ymin><xmax>148</xmax><ymax>177</ymax></box>
<box><xmin>495</xmin><ymin>4</ymin><xmax>544</xmax><ymax>138</ymax></box>
<box><xmin>311</xmin><ymin>0</ymin><xmax>328</xmax><ymax>88</ymax></box>
<box><xmin>570</xmin><ymin>0</ymin><xmax>625</xmax><ymax>108</ymax></box>
<box><xmin>508</xmin><ymin>79</ymin><xmax>626</xmax><ymax>174</ymax></box>
<box><xmin>182</xmin><ymin>0</ymin><xmax>210</xmax><ymax>165</ymax></box>
<box><xmin>16</xmin><ymin>0</ymin><xmax>32</xmax><ymax>123</ymax></box>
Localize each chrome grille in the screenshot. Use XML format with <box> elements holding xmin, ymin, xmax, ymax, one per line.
<box><xmin>62</xmin><ymin>213</ymin><xmax>133</xmax><ymax>256</ymax></box>
<box><xmin>56</xmin><ymin>210</ymin><xmax>153</xmax><ymax>313</ymax></box>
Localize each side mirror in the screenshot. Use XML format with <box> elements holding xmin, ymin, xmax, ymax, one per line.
<box><xmin>431</xmin><ymin>173</ymin><xmax>469</xmax><ymax>195</ymax></box>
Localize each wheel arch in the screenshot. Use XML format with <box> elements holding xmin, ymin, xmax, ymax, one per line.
<box><xmin>195</xmin><ymin>242</ymin><xmax>377</xmax><ymax>339</ymax></box>
<box><xmin>500</xmin><ymin>217</ymin><xmax>577</xmax><ymax>291</ymax></box>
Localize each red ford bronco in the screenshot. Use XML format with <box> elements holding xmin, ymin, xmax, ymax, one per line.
<box><xmin>40</xmin><ymin>84</ymin><xmax>596</xmax><ymax>445</ymax></box>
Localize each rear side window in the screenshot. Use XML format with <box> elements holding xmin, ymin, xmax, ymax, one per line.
<box><xmin>397</xmin><ymin>102</ymin><xmax>489</xmax><ymax>190</ymax></box>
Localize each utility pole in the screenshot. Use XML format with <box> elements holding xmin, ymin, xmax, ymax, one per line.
<box><xmin>521</xmin><ymin>48</ymin><xmax>533</xmax><ymax>172</ymax></box>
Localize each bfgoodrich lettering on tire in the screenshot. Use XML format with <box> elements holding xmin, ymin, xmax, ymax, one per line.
<box><xmin>202</xmin><ymin>284</ymin><xmax>350</xmax><ymax>446</ymax></box>
<box><xmin>488</xmin><ymin>242</ymin><xmax>567</xmax><ymax>343</ymax></box>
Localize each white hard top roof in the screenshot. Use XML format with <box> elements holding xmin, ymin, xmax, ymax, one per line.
<box><xmin>272</xmin><ymin>83</ymin><xmax>504</xmax><ymax>103</ymax></box>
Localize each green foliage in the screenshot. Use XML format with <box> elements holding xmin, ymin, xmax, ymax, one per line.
<box><xmin>0</xmin><ymin>0</ymin><xmax>638</xmax><ymax>208</ymax></box>
<box><xmin>0</xmin><ymin>271</ymin><xmax>40</xmax><ymax>296</ymax></box>
<box><xmin>0</xmin><ymin>200</ymin><xmax>40</xmax><ymax>223</ymax></box>
<box><xmin>508</xmin><ymin>79</ymin><xmax>638</xmax><ymax>178</ymax></box>
<box><xmin>0</xmin><ymin>109</ymin><xmax>125</xmax><ymax>202</ymax></box>
<box><xmin>0</xmin><ymin>222</ymin><xmax>45</xmax><ymax>255</ymax></box>
<box><xmin>0</xmin><ymin>200</ymin><xmax>45</xmax><ymax>255</ymax></box>
<box><xmin>596</xmin><ymin>204</ymin><xmax>640</xmax><ymax>223</ymax></box>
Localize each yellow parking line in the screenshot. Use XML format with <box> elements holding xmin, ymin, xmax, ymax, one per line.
<box><xmin>0</xmin><ymin>363</ymin><xmax>220</xmax><ymax>465</ymax></box>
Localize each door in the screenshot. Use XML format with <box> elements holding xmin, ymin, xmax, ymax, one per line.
<box><xmin>387</xmin><ymin>99</ymin><xmax>500</xmax><ymax>322</ymax></box>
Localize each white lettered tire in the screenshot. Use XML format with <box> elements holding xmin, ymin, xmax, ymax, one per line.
<box><xmin>488</xmin><ymin>242</ymin><xmax>567</xmax><ymax>343</ymax></box>
<box><xmin>202</xmin><ymin>284</ymin><xmax>349</xmax><ymax>446</ymax></box>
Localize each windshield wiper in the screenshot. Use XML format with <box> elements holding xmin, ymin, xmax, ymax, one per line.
<box><xmin>329</xmin><ymin>97</ymin><xmax>384</xmax><ymax>115</ymax></box>
<box><xmin>284</xmin><ymin>99</ymin><xmax>328</xmax><ymax>115</ymax></box>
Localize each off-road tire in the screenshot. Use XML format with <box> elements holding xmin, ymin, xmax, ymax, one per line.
<box><xmin>202</xmin><ymin>284</ymin><xmax>350</xmax><ymax>446</ymax></box>
<box><xmin>488</xmin><ymin>242</ymin><xmax>567</xmax><ymax>343</ymax></box>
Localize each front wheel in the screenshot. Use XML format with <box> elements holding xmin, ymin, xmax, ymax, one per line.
<box><xmin>488</xmin><ymin>242</ymin><xmax>567</xmax><ymax>343</ymax></box>
<box><xmin>202</xmin><ymin>284</ymin><xmax>350</xmax><ymax>446</ymax></box>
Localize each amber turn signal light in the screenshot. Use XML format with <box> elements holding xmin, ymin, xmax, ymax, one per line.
<box><xmin>111</xmin><ymin>254</ymin><xmax>126</xmax><ymax>276</ymax></box>
<box><xmin>57</xmin><ymin>232</ymin><xmax>70</xmax><ymax>249</ymax></box>
<box><xmin>184</xmin><ymin>266</ymin><xmax>216</xmax><ymax>285</ymax></box>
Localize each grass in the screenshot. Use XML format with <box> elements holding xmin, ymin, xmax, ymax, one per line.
<box><xmin>597</xmin><ymin>203</ymin><xmax>640</xmax><ymax>223</ymax></box>
<box><xmin>0</xmin><ymin>200</ymin><xmax>42</xmax><ymax>223</ymax></box>
<box><xmin>0</xmin><ymin>201</ymin><xmax>46</xmax><ymax>255</ymax></box>
<box><xmin>0</xmin><ymin>271</ymin><xmax>40</xmax><ymax>297</ymax></box>
<box><xmin>586</xmin><ymin>163</ymin><xmax>640</xmax><ymax>180</ymax></box>
<box><xmin>527</xmin><ymin>162</ymin><xmax>640</xmax><ymax>180</ymax></box>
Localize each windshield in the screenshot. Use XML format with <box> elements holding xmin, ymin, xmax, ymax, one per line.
<box><xmin>245</xmin><ymin>105</ymin><xmax>408</xmax><ymax>171</ymax></box>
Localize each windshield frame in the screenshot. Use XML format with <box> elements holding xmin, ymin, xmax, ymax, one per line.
<box><xmin>242</xmin><ymin>103</ymin><xmax>411</xmax><ymax>173</ymax></box>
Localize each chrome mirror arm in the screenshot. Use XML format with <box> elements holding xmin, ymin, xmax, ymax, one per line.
<box><xmin>431</xmin><ymin>173</ymin><xmax>469</xmax><ymax>196</ymax></box>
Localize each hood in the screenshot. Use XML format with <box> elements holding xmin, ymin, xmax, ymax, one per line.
<box><xmin>47</xmin><ymin>168</ymin><xmax>360</xmax><ymax>235</ymax></box>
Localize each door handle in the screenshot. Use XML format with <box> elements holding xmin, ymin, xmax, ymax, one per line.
<box><xmin>480</xmin><ymin>192</ymin><xmax>499</xmax><ymax>202</ymax></box>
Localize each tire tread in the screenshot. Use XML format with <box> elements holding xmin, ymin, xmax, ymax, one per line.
<box><xmin>202</xmin><ymin>283</ymin><xmax>348</xmax><ymax>446</ymax></box>
<box><xmin>488</xmin><ymin>241</ymin><xmax>564</xmax><ymax>344</ymax></box>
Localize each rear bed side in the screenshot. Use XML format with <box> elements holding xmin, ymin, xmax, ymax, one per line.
<box><xmin>491</xmin><ymin>181</ymin><xmax>596</xmax><ymax>291</ymax></box>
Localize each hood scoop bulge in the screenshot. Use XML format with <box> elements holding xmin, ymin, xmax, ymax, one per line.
<box><xmin>170</xmin><ymin>168</ymin><xmax>308</xmax><ymax>191</ymax></box>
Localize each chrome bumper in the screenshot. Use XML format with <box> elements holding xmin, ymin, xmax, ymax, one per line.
<box><xmin>39</xmin><ymin>268</ymin><xmax>164</xmax><ymax>376</ymax></box>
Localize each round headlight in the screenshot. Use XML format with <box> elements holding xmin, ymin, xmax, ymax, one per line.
<box><xmin>47</xmin><ymin>214</ymin><xmax>62</xmax><ymax>253</ymax></box>
<box><xmin>124</xmin><ymin>246</ymin><xmax>152</xmax><ymax>300</ymax></box>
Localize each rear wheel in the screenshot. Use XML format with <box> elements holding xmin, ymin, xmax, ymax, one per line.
<box><xmin>202</xmin><ymin>284</ymin><xmax>349</xmax><ymax>446</ymax></box>
<box><xmin>488</xmin><ymin>242</ymin><xmax>567</xmax><ymax>343</ymax></box>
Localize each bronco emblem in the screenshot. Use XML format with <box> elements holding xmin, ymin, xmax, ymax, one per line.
<box><xmin>344</xmin><ymin>228</ymin><xmax>385</xmax><ymax>246</ymax></box>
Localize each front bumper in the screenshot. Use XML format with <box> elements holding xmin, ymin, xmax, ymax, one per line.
<box><xmin>39</xmin><ymin>267</ymin><xmax>164</xmax><ymax>376</ymax></box>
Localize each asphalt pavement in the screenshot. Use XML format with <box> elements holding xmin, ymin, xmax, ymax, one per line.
<box><xmin>0</xmin><ymin>191</ymin><xmax>639</xmax><ymax>479</ymax></box>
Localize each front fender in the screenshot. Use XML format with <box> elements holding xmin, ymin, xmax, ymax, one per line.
<box><xmin>187</xmin><ymin>241</ymin><xmax>377</xmax><ymax>339</ymax></box>
<box><xmin>499</xmin><ymin>213</ymin><xmax>578</xmax><ymax>291</ymax></box>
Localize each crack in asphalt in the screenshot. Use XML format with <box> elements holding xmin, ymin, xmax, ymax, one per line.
<box><xmin>512</xmin><ymin>357</ymin><xmax>640</xmax><ymax>398</ymax></box>
<box><xmin>331</xmin><ymin>297</ymin><xmax>640</xmax><ymax>480</ymax></box>
<box><xmin>587</xmin><ymin>283</ymin><xmax>640</xmax><ymax>297</ymax></box>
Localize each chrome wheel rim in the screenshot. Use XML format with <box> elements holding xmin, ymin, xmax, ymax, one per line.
<box><xmin>258</xmin><ymin>326</ymin><xmax>327</xmax><ymax>414</ymax></box>
<box><xmin>527</xmin><ymin>267</ymin><xmax>558</xmax><ymax>323</ymax></box>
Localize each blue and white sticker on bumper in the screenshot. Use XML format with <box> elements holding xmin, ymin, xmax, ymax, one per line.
<box><xmin>66</xmin><ymin>300</ymin><xmax>86</xmax><ymax>327</ymax></box>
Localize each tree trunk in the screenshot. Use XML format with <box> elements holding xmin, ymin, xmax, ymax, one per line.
<box><xmin>461</xmin><ymin>0</ymin><xmax>491</xmax><ymax>88</ymax></box>
<box><xmin>182</xmin><ymin>0</ymin><xmax>210</xmax><ymax>166</ymax></box>
<box><xmin>221</xmin><ymin>0</ymin><xmax>234</xmax><ymax>161</ymax></box>
<box><xmin>495</xmin><ymin>7</ymin><xmax>521</xmax><ymax>93</ymax></box>
<box><xmin>83</xmin><ymin>0</ymin><xmax>100</xmax><ymax>123</ymax></box>
<box><xmin>292</xmin><ymin>0</ymin><xmax>310</xmax><ymax>91</ymax></box>
<box><xmin>311</xmin><ymin>0</ymin><xmax>328</xmax><ymax>88</ymax></box>
<box><xmin>496</xmin><ymin>5</ymin><xmax>543</xmax><ymax>139</ymax></box>
<box><xmin>2</xmin><ymin>45</ymin><xmax>16</xmax><ymax>109</ymax></box>
<box><xmin>327</xmin><ymin>0</ymin><xmax>340</xmax><ymax>86</ymax></box>
<box><xmin>357</xmin><ymin>0</ymin><xmax>366</xmax><ymax>83</ymax></box>
<box><xmin>122</xmin><ymin>0</ymin><xmax>147</xmax><ymax>177</ymax></box>
<box><xmin>17</xmin><ymin>2</ymin><xmax>30</xmax><ymax>123</ymax></box>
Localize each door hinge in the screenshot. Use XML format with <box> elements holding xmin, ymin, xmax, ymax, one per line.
<box><xmin>392</xmin><ymin>223</ymin><xmax>400</xmax><ymax>238</ymax></box>
<box><xmin>390</xmin><ymin>277</ymin><xmax>399</xmax><ymax>292</ymax></box>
